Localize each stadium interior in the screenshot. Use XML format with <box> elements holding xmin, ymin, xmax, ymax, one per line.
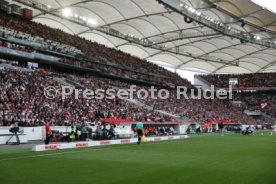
<box><xmin>0</xmin><ymin>0</ymin><xmax>275</xmax><ymax>184</ymax></box>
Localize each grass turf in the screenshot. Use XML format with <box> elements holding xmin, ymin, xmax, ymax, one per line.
<box><xmin>0</xmin><ymin>132</ymin><xmax>275</xmax><ymax>184</ymax></box>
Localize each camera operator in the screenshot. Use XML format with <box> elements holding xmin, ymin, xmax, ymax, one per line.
<box><xmin>7</xmin><ymin>122</ymin><xmax>20</xmax><ymax>144</ymax></box>
<box><xmin>108</xmin><ymin>124</ymin><xmax>115</xmax><ymax>139</ymax></box>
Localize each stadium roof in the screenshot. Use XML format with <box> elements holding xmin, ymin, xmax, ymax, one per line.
<box><xmin>8</xmin><ymin>0</ymin><xmax>276</xmax><ymax>74</ymax></box>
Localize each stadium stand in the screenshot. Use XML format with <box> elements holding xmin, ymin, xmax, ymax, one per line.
<box><xmin>233</xmin><ymin>92</ymin><xmax>276</xmax><ymax>118</ymax></box>
<box><xmin>0</xmin><ymin>66</ymin><xmax>177</xmax><ymax>127</ymax></box>
<box><xmin>0</xmin><ymin>64</ymin><xmax>266</xmax><ymax>127</ymax></box>
<box><xmin>199</xmin><ymin>73</ymin><xmax>276</xmax><ymax>88</ymax></box>
<box><xmin>0</xmin><ymin>12</ymin><xmax>193</xmax><ymax>88</ymax></box>
<box><xmin>1</xmin><ymin>1</ymin><xmax>276</xmax><ymax>183</ymax></box>
<box><xmin>0</xmin><ymin>9</ymin><xmax>272</xmax><ymax>128</ymax></box>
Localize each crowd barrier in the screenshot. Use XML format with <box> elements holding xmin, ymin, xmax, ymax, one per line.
<box><xmin>32</xmin><ymin>135</ymin><xmax>189</xmax><ymax>152</ymax></box>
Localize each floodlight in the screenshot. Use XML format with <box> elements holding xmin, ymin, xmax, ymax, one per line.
<box><xmin>62</xmin><ymin>8</ymin><xmax>71</xmax><ymax>17</ymax></box>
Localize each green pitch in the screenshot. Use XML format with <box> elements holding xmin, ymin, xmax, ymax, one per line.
<box><xmin>0</xmin><ymin>132</ymin><xmax>275</xmax><ymax>184</ymax></box>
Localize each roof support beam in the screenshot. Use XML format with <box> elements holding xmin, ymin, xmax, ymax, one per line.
<box><xmin>146</xmin><ymin>35</ymin><xmax>224</xmax><ymax>58</ymax></box>
<box><xmin>202</xmin><ymin>0</ymin><xmax>276</xmax><ymax>34</ymax></box>
<box><xmin>257</xmin><ymin>60</ymin><xmax>276</xmax><ymax>72</ymax></box>
<box><xmin>75</xmin><ymin>11</ymin><xmax>170</xmax><ymax>36</ymax></box>
<box><xmin>159</xmin><ymin>0</ymin><xmax>275</xmax><ymax>48</ymax></box>
<box><xmin>176</xmin><ymin>42</ymin><xmax>241</xmax><ymax>69</ymax></box>
<box><xmin>113</xmin><ymin>25</ymin><xmax>206</xmax><ymax>48</ymax></box>
<box><xmin>149</xmin><ymin>30</ymin><xmax>220</xmax><ymax>46</ymax></box>
<box><xmin>212</xmin><ymin>47</ymin><xmax>269</xmax><ymax>73</ymax></box>
<box><xmin>14</xmin><ymin>0</ymin><xmax>247</xmax><ymax>66</ymax></box>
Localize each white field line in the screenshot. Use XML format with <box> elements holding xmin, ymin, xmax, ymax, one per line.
<box><xmin>0</xmin><ymin>140</ymin><xmax>187</xmax><ymax>162</ymax></box>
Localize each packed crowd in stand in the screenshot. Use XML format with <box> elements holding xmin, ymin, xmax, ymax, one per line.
<box><xmin>233</xmin><ymin>92</ymin><xmax>276</xmax><ymax>118</ymax></box>
<box><xmin>68</xmin><ymin>73</ymin><xmax>266</xmax><ymax>125</ymax></box>
<box><xmin>142</xmin><ymin>91</ymin><xmax>263</xmax><ymax>124</ymax></box>
<box><xmin>0</xmin><ymin>35</ymin><xmax>174</xmax><ymax>86</ymax></box>
<box><xmin>0</xmin><ymin>67</ymin><xmax>175</xmax><ymax>127</ymax></box>
<box><xmin>0</xmin><ymin>12</ymin><xmax>272</xmax><ymax>127</ymax></box>
<box><xmin>0</xmin><ymin>12</ymin><xmax>193</xmax><ymax>88</ymax></box>
<box><xmin>0</xmin><ymin>39</ymin><xmax>33</xmax><ymax>53</ymax></box>
<box><xmin>0</xmin><ymin>25</ymin><xmax>83</xmax><ymax>56</ymax></box>
<box><xmin>0</xmin><ymin>65</ymin><xmax>267</xmax><ymax>127</ymax></box>
<box><xmin>198</xmin><ymin>73</ymin><xmax>276</xmax><ymax>118</ymax></box>
<box><xmin>0</xmin><ymin>32</ymin><xmax>170</xmax><ymax>86</ymax></box>
<box><xmin>200</xmin><ymin>73</ymin><xmax>276</xmax><ymax>88</ymax></box>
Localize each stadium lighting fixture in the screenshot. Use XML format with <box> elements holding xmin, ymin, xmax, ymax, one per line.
<box><xmin>188</xmin><ymin>7</ymin><xmax>196</xmax><ymax>13</ymax></box>
<box><xmin>62</xmin><ymin>8</ymin><xmax>71</xmax><ymax>17</ymax></box>
<box><xmin>88</xmin><ymin>18</ymin><xmax>97</xmax><ymax>25</ymax></box>
<box><xmin>254</xmin><ymin>35</ymin><xmax>261</xmax><ymax>40</ymax></box>
<box><xmin>251</xmin><ymin>0</ymin><xmax>276</xmax><ymax>13</ymax></box>
<box><xmin>166</xmin><ymin>1</ymin><xmax>276</xmax><ymax>48</ymax></box>
<box><xmin>74</xmin><ymin>14</ymin><xmax>78</xmax><ymax>18</ymax></box>
<box><xmin>196</xmin><ymin>11</ymin><xmax>201</xmax><ymax>16</ymax></box>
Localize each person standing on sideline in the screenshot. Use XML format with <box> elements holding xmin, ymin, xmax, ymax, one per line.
<box><xmin>136</xmin><ymin>121</ymin><xmax>143</xmax><ymax>144</ymax></box>
<box><xmin>271</xmin><ymin>123</ymin><xmax>276</xmax><ymax>136</ymax></box>
<box><xmin>218</xmin><ymin>122</ymin><xmax>224</xmax><ymax>136</ymax></box>
<box><xmin>45</xmin><ymin>122</ymin><xmax>52</xmax><ymax>144</ymax></box>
